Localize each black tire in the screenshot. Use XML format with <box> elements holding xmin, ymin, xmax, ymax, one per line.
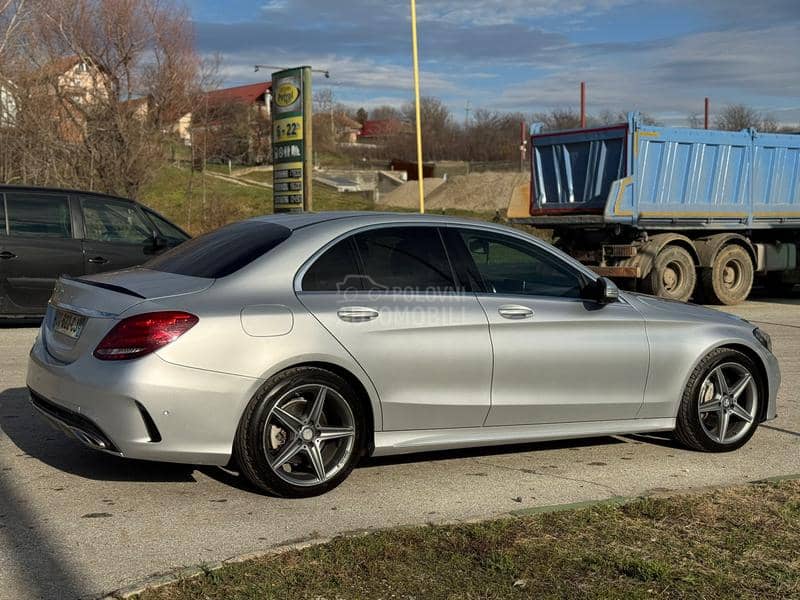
<box><xmin>700</xmin><ymin>244</ymin><xmax>754</xmax><ymax>305</ymax></box>
<box><xmin>235</xmin><ymin>367</ymin><xmax>366</xmax><ymax>498</ymax></box>
<box><xmin>674</xmin><ymin>348</ymin><xmax>761</xmax><ymax>453</ymax></box>
<box><xmin>641</xmin><ymin>245</ymin><xmax>697</xmax><ymax>302</ymax></box>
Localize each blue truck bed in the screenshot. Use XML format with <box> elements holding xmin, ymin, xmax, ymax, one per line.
<box><xmin>527</xmin><ymin>114</ymin><xmax>800</xmax><ymax>230</ymax></box>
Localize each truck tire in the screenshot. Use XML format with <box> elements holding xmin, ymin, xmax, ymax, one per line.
<box><xmin>701</xmin><ymin>244</ymin><xmax>753</xmax><ymax>305</ymax></box>
<box><xmin>641</xmin><ymin>245</ymin><xmax>696</xmax><ymax>302</ymax></box>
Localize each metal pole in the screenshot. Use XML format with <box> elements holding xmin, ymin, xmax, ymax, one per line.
<box><xmin>303</xmin><ymin>66</ymin><xmax>314</xmax><ymax>211</ymax></box>
<box><xmin>410</xmin><ymin>0</ymin><xmax>425</xmax><ymax>214</ymax></box>
<box><xmin>580</xmin><ymin>81</ymin><xmax>586</xmax><ymax>129</ymax></box>
<box><xmin>704</xmin><ymin>97</ymin><xmax>710</xmax><ymax>130</ymax></box>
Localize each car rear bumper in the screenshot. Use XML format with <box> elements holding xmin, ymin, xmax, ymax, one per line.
<box><xmin>26</xmin><ymin>336</ymin><xmax>262</xmax><ymax>466</ymax></box>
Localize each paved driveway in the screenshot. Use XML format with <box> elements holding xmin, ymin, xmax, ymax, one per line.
<box><xmin>1</xmin><ymin>298</ymin><xmax>798</xmax><ymax>599</ymax></box>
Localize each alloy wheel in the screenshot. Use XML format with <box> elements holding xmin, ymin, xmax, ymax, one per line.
<box><xmin>264</xmin><ymin>384</ymin><xmax>356</xmax><ymax>487</ymax></box>
<box><xmin>697</xmin><ymin>362</ymin><xmax>758</xmax><ymax>444</ymax></box>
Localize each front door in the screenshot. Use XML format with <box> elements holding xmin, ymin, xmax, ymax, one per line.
<box><xmin>447</xmin><ymin>227</ymin><xmax>650</xmax><ymax>426</ymax></box>
<box><xmin>297</xmin><ymin>225</ymin><xmax>493</xmax><ymax>431</ymax></box>
<box><xmin>1</xmin><ymin>191</ymin><xmax>84</xmax><ymax>316</ymax></box>
<box><xmin>79</xmin><ymin>195</ymin><xmax>156</xmax><ymax>274</ymax></box>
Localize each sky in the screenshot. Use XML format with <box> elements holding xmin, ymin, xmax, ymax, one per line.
<box><xmin>188</xmin><ymin>0</ymin><xmax>800</xmax><ymax>126</ymax></box>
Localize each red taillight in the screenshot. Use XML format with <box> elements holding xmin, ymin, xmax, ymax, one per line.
<box><xmin>94</xmin><ymin>311</ymin><xmax>198</xmax><ymax>361</ymax></box>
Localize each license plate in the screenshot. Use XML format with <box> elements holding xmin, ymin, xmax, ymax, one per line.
<box><xmin>53</xmin><ymin>310</ymin><xmax>86</xmax><ymax>340</ymax></box>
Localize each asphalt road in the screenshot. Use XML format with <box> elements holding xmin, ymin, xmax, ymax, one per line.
<box><xmin>1</xmin><ymin>298</ymin><xmax>799</xmax><ymax>599</ymax></box>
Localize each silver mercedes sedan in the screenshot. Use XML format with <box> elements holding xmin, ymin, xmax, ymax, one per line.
<box><xmin>27</xmin><ymin>212</ymin><xmax>780</xmax><ymax>497</ymax></box>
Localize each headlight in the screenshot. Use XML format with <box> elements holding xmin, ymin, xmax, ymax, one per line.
<box><xmin>753</xmin><ymin>328</ymin><xmax>772</xmax><ymax>353</ymax></box>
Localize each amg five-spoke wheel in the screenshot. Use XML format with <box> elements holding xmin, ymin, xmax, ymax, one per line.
<box><xmin>697</xmin><ymin>363</ymin><xmax>757</xmax><ymax>444</ymax></box>
<box><xmin>266</xmin><ymin>384</ymin><xmax>356</xmax><ymax>487</ymax></box>
<box><xmin>235</xmin><ymin>367</ymin><xmax>365</xmax><ymax>497</ymax></box>
<box><xmin>676</xmin><ymin>348</ymin><xmax>761</xmax><ymax>452</ymax></box>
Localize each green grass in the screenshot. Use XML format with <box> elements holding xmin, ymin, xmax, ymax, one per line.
<box><xmin>140</xmin><ymin>165</ymin><xmax>271</xmax><ymax>236</ymax></box>
<box><xmin>139</xmin><ymin>164</ymin><xmax>501</xmax><ymax>236</ymax></box>
<box><xmin>137</xmin><ymin>480</ymin><xmax>800</xmax><ymax>600</ymax></box>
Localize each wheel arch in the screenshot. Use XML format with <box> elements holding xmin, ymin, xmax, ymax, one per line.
<box><xmin>679</xmin><ymin>341</ymin><xmax>771</xmax><ymax>423</ymax></box>
<box><xmin>267</xmin><ymin>360</ymin><xmax>379</xmax><ymax>455</ymax></box>
<box><xmin>634</xmin><ymin>233</ymin><xmax>700</xmax><ymax>279</ymax></box>
<box><xmin>694</xmin><ymin>233</ymin><xmax>756</xmax><ymax>269</ymax></box>
<box><xmin>717</xmin><ymin>343</ymin><xmax>771</xmax><ymax>423</ymax></box>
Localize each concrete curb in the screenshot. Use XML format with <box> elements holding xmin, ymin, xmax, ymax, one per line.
<box><xmin>100</xmin><ymin>475</ymin><xmax>800</xmax><ymax>599</ymax></box>
<box><xmin>101</xmin><ymin>536</ymin><xmax>333</xmax><ymax>599</ymax></box>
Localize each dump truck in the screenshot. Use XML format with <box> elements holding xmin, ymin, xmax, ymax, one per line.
<box><xmin>509</xmin><ymin>114</ymin><xmax>800</xmax><ymax>304</ymax></box>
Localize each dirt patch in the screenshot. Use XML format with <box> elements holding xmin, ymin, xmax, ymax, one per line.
<box><xmin>379</xmin><ymin>171</ymin><xmax>530</xmax><ymax>214</ymax></box>
<box><xmin>426</xmin><ymin>171</ymin><xmax>529</xmax><ymax>214</ymax></box>
<box><xmin>376</xmin><ymin>178</ymin><xmax>445</xmax><ymax>209</ymax></box>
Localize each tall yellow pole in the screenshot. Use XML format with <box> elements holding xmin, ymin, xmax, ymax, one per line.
<box><xmin>410</xmin><ymin>0</ymin><xmax>425</xmax><ymax>213</ymax></box>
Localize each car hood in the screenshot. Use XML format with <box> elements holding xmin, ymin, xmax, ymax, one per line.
<box><xmin>623</xmin><ymin>292</ymin><xmax>749</xmax><ymax>327</ymax></box>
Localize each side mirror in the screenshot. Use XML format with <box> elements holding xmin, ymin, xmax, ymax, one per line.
<box><xmin>145</xmin><ymin>231</ymin><xmax>167</xmax><ymax>254</ymax></box>
<box><xmin>468</xmin><ymin>238</ymin><xmax>489</xmax><ymax>256</ymax></box>
<box><xmin>594</xmin><ymin>277</ymin><xmax>620</xmax><ymax>304</ymax></box>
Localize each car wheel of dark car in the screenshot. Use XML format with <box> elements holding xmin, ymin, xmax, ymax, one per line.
<box><xmin>235</xmin><ymin>367</ymin><xmax>366</xmax><ymax>498</ymax></box>
<box><xmin>675</xmin><ymin>348</ymin><xmax>760</xmax><ymax>452</ymax></box>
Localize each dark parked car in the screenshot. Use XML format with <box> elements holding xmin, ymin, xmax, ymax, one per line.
<box><xmin>0</xmin><ymin>186</ymin><xmax>189</xmax><ymax>318</ymax></box>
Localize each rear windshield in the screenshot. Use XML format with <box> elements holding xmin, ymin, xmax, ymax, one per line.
<box><xmin>146</xmin><ymin>221</ymin><xmax>291</xmax><ymax>278</ymax></box>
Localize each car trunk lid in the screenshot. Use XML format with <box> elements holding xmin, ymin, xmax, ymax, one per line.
<box><xmin>43</xmin><ymin>268</ymin><xmax>212</xmax><ymax>364</ymax></box>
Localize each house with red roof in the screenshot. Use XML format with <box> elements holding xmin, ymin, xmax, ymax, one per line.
<box><xmin>175</xmin><ymin>81</ymin><xmax>272</xmax><ymax>144</ymax></box>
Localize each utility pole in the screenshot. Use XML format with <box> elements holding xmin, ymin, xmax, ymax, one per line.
<box><xmin>580</xmin><ymin>81</ymin><xmax>586</xmax><ymax>128</ymax></box>
<box><xmin>704</xmin><ymin>97</ymin><xmax>710</xmax><ymax>129</ymax></box>
<box><xmin>464</xmin><ymin>100</ymin><xmax>471</xmax><ymax>127</ymax></box>
<box><xmin>410</xmin><ymin>0</ymin><xmax>425</xmax><ymax>214</ymax></box>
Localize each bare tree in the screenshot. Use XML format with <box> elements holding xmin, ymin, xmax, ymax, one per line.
<box><xmin>0</xmin><ymin>0</ymin><xmax>199</xmax><ymax>198</ymax></box>
<box><xmin>369</xmin><ymin>105</ymin><xmax>402</xmax><ymax>120</ymax></box>
<box><xmin>400</xmin><ymin>96</ymin><xmax>456</xmax><ymax>161</ymax></box>
<box><xmin>532</xmin><ymin>108</ymin><xmax>582</xmax><ymax>132</ymax></box>
<box><xmin>715</xmin><ymin>103</ymin><xmax>779</xmax><ymax>132</ymax></box>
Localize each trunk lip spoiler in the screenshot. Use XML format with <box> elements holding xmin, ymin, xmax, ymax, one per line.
<box><xmin>61</xmin><ymin>275</ymin><xmax>147</xmax><ymax>299</ymax></box>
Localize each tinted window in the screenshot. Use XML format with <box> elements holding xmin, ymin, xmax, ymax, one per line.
<box><xmin>146</xmin><ymin>221</ymin><xmax>291</xmax><ymax>278</ymax></box>
<box><xmin>354</xmin><ymin>227</ymin><xmax>455</xmax><ymax>292</ymax></box>
<box><xmin>459</xmin><ymin>230</ymin><xmax>584</xmax><ymax>298</ymax></box>
<box><xmin>81</xmin><ymin>197</ymin><xmax>152</xmax><ymax>244</ymax></box>
<box><xmin>7</xmin><ymin>193</ymin><xmax>71</xmax><ymax>238</ymax></box>
<box><xmin>143</xmin><ymin>208</ymin><xmax>189</xmax><ymax>245</ymax></box>
<box><xmin>0</xmin><ymin>196</ymin><xmax>5</xmax><ymax>235</ymax></box>
<box><xmin>302</xmin><ymin>237</ymin><xmax>362</xmax><ymax>292</ymax></box>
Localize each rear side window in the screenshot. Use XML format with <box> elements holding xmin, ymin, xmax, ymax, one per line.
<box><xmin>146</xmin><ymin>221</ymin><xmax>291</xmax><ymax>278</ymax></box>
<box><xmin>81</xmin><ymin>196</ymin><xmax>153</xmax><ymax>244</ymax></box>
<box><xmin>354</xmin><ymin>227</ymin><xmax>455</xmax><ymax>292</ymax></box>
<box><xmin>6</xmin><ymin>192</ymin><xmax>71</xmax><ymax>238</ymax></box>
<box><xmin>302</xmin><ymin>237</ymin><xmax>362</xmax><ymax>291</ymax></box>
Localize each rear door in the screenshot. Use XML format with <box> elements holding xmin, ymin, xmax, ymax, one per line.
<box><xmin>1</xmin><ymin>191</ymin><xmax>84</xmax><ymax>316</ymax></box>
<box><xmin>79</xmin><ymin>195</ymin><xmax>157</xmax><ymax>274</ymax></box>
<box><xmin>446</xmin><ymin>226</ymin><xmax>649</xmax><ymax>426</ymax></box>
<box><xmin>297</xmin><ymin>225</ymin><xmax>493</xmax><ymax>431</ymax></box>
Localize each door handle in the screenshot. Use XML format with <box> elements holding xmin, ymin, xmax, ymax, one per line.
<box><xmin>0</xmin><ymin>251</ymin><xmax>16</xmax><ymax>260</ymax></box>
<box><xmin>88</xmin><ymin>256</ymin><xmax>108</xmax><ymax>265</ymax></box>
<box><xmin>498</xmin><ymin>304</ymin><xmax>535</xmax><ymax>320</ymax></box>
<box><xmin>337</xmin><ymin>307</ymin><xmax>379</xmax><ymax>322</ymax></box>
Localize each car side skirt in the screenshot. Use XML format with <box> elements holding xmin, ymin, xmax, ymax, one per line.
<box><xmin>372</xmin><ymin>418</ymin><xmax>675</xmax><ymax>457</ymax></box>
